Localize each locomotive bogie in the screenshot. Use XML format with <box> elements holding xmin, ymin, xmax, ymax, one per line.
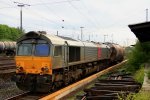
<box><xmin>13</xmin><ymin>74</ymin><xmax>52</xmax><ymax>92</ymax></box>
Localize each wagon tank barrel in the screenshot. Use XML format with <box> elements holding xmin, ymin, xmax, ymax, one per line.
<box><xmin>0</xmin><ymin>41</ymin><xmax>16</xmax><ymax>51</ymax></box>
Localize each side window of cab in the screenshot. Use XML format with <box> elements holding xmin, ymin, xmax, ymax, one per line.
<box><xmin>54</xmin><ymin>46</ymin><xmax>62</xmax><ymax>56</ymax></box>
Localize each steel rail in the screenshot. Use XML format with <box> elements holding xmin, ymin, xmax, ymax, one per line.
<box><xmin>6</xmin><ymin>91</ymin><xmax>30</xmax><ymax>100</ymax></box>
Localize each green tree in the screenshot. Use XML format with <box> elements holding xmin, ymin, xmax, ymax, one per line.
<box><xmin>0</xmin><ymin>24</ymin><xmax>23</xmax><ymax>41</ymax></box>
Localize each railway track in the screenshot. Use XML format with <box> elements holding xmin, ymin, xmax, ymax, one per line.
<box><xmin>40</xmin><ymin>60</ymin><xmax>127</xmax><ymax>100</ymax></box>
<box><xmin>6</xmin><ymin>91</ymin><xmax>30</xmax><ymax>100</ymax></box>
<box><xmin>5</xmin><ymin>91</ymin><xmax>47</xmax><ymax>100</ymax></box>
<box><xmin>77</xmin><ymin>74</ymin><xmax>141</xmax><ymax>100</ymax></box>
<box><xmin>4</xmin><ymin>60</ymin><xmax>127</xmax><ymax>100</ymax></box>
<box><xmin>0</xmin><ymin>56</ymin><xmax>15</xmax><ymax>74</ymax></box>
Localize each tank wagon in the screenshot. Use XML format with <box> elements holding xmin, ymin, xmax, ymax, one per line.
<box><xmin>0</xmin><ymin>41</ymin><xmax>16</xmax><ymax>56</ymax></box>
<box><xmin>105</xmin><ymin>42</ymin><xmax>125</xmax><ymax>63</ymax></box>
<box><xmin>12</xmin><ymin>31</ymin><xmax>124</xmax><ymax>92</ymax></box>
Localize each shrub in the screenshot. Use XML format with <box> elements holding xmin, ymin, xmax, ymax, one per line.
<box><xmin>133</xmin><ymin>65</ymin><xmax>144</xmax><ymax>84</ymax></box>
<box><xmin>125</xmin><ymin>91</ymin><xmax>150</xmax><ymax>100</ymax></box>
<box><xmin>126</xmin><ymin>41</ymin><xmax>150</xmax><ymax>73</ymax></box>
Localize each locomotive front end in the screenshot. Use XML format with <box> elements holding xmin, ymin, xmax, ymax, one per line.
<box><xmin>13</xmin><ymin>31</ymin><xmax>53</xmax><ymax>92</ymax></box>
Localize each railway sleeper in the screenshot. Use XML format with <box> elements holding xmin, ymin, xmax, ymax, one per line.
<box><xmin>84</xmin><ymin>89</ymin><xmax>128</xmax><ymax>96</ymax></box>
<box><xmin>90</xmin><ymin>85</ymin><xmax>141</xmax><ymax>93</ymax></box>
<box><xmin>0</xmin><ymin>65</ymin><xmax>15</xmax><ymax>70</ymax></box>
<box><xmin>95</xmin><ymin>82</ymin><xmax>141</xmax><ymax>86</ymax></box>
<box><xmin>86</xmin><ymin>95</ymin><xmax>118</xmax><ymax>100</ymax></box>
<box><xmin>97</xmin><ymin>79</ymin><xmax>137</xmax><ymax>83</ymax></box>
<box><xmin>108</xmin><ymin>76</ymin><xmax>134</xmax><ymax>81</ymax></box>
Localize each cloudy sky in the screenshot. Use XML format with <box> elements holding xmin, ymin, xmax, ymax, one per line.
<box><xmin>0</xmin><ymin>0</ymin><xmax>150</xmax><ymax>46</ymax></box>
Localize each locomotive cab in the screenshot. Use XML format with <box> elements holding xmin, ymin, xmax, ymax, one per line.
<box><xmin>16</xmin><ymin>39</ymin><xmax>52</xmax><ymax>75</ymax></box>
<box><xmin>13</xmin><ymin>31</ymin><xmax>53</xmax><ymax>92</ymax></box>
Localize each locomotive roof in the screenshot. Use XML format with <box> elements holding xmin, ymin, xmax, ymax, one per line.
<box><xmin>58</xmin><ymin>36</ymin><xmax>77</xmax><ymax>41</ymax></box>
<box><xmin>83</xmin><ymin>41</ymin><xmax>97</xmax><ymax>47</ymax></box>
<box><xmin>18</xmin><ymin>31</ymin><xmax>110</xmax><ymax>47</ymax></box>
<box><xmin>46</xmin><ymin>34</ymin><xmax>84</xmax><ymax>46</ymax></box>
<box><xmin>18</xmin><ymin>31</ymin><xmax>84</xmax><ymax>46</ymax></box>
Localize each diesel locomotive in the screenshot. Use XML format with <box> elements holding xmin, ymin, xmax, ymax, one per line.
<box><xmin>12</xmin><ymin>31</ymin><xmax>124</xmax><ymax>92</ymax></box>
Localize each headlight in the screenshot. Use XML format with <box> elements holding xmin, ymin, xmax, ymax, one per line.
<box><xmin>41</xmin><ymin>66</ymin><xmax>49</xmax><ymax>72</ymax></box>
<box><xmin>16</xmin><ymin>66</ymin><xmax>23</xmax><ymax>71</ymax></box>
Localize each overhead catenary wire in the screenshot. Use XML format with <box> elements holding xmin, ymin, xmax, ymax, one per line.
<box><xmin>77</xmin><ymin>0</ymin><xmax>104</xmax><ymax>41</ymax></box>
<box><xmin>0</xmin><ymin>0</ymin><xmax>17</xmax><ymax>9</ymax></box>
<box><xmin>1</xmin><ymin>0</ymin><xmax>148</xmax><ymax>29</ymax></box>
<box><xmin>0</xmin><ymin>0</ymin><xmax>62</xmax><ymax>33</ymax></box>
<box><xmin>27</xmin><ymin>0</ymin><xmax>85</xmax><ymax>37</ymax></box>
<box><xmin>66</xmin><ymin>0</ymin><xmax>103</xmax><ymax>41</ymax></box>
<box><xmin>80</xmin><ymin>0</ymin><xmax>101</xmax><ymax>28</ymax></box>
<box><xmin>13</xmin><ymin>1</ymin><xmax>63</xmax><ymax>30</ymax></box>
<box><xmin>24</xmin><ymin>7</ymin><xmax>62</xmax><ymax>27</ymax></box>
<box><xmin>31</xmin><ymin>0</ymin><xmax>80</xmax><ymax>6</ymax></box>
<box><xmin>0</xmin><ymin>0</ymin><xmax>19</xmax><ymax>21</ymax></box>
<box><xmin>38</xmin><ymin>0</ymin><xmax>81</xmax><ymax>34</ymax></box>
<box><xmin>25</xmin><ymin>8</ymin><xmax>73</xmax><ymax>34</ymax></box>
<box><xmin>0</xmin><ymin>1</ymin><xmax>128</xmax><ymax>37</ymax></box>
<box><xmin>0</xmin><ymin>0</ymin><xmax>79</xmax><ymax>36</ymax></box>
<box><xmin>1</xmin><ymin>0</ymin><xmax>94</xmax><ymax>32</ymax></box>
<box><xmin>1</xmin><ymin>0</ymin><xmax>12</xmax><ymax>6</ymax></box>
<box><xmin>0</xmin><ymin>6</ymin><xmax>17</xmax><ymax>9</ymax></box>
<box><xmin>14</xmin><ymin>2</ymin><xmax>31</xmax><ymax>32</ymax></box>
<box><xmin>39</xmin><ymin>0</ymin><xmax>66</xmax><ymax>27</ymax></box>
<box><xmin>41</xmin><ymin>3</ymin><xmax>63</xmax><ymax>21</ymax></box>
<box><xmin>67</xmin><ymin>1</ymin><xmax>100</xmax><ymax>29</ymax></box>
<box><xmin>0</xmin><ymin>0</ymin><xmax>112</xmax><ymax>40</ymax></box>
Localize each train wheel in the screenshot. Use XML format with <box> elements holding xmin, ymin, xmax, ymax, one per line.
<box><xmin>51</xmin><ymin>83</ymin><xmax>57</xmax><ymax>92</ymax></box>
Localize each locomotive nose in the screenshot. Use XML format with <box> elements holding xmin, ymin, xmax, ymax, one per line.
<box><xmin>15</xmin><ymin>56</ymin><xmax>53</xmax><ymax>93</ymax></box>
<box><xmin>15</xmin><ymin>56</ymin><xmax>52</xmax><ymax>74</ymax></box>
